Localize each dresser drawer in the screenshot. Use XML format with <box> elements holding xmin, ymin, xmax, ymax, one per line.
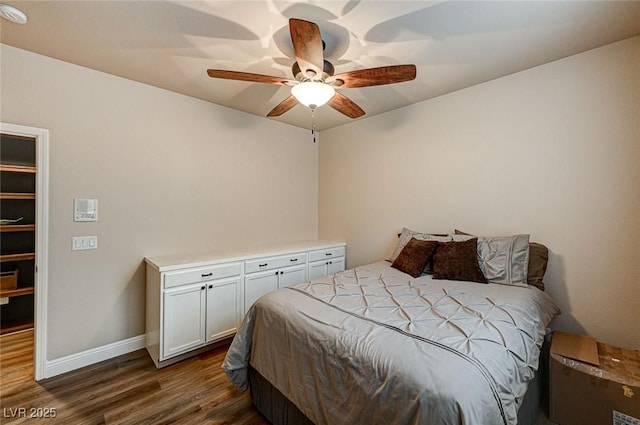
<box><xmin>308</xmin><ymin>246</ymin><xmax>345</xmax><ymax>262</ymax></box>
<box><xmin>164</xmin><ymin>262</ymin><xmax>241</xmax><ymax>289</ymax></box>
<box><xmin>245</xmin><ymin>252</ymin><xmax>307</xmax><ymax>274</ymax></box>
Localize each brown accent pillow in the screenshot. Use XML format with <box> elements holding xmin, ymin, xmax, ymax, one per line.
<box><xmin>432</xmin><ymin>238</ymin><xmax>487</xmax><ymax>283</ymax></box>
<box><xmin>527</xmin><ymin>242</ymin><xmax>548</xmax><ymax>291</ymax></box>
<box><xmin>388</xmin><ymin>227</ymin><xmax>451</xmax><ymax>263</ymax></box>
<box><xmin>391</xmin><ymin>238</ymin><xmax>439</xmax><ymax>278</ymax></box>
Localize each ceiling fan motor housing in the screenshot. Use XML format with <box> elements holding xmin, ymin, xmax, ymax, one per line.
<box><xmin>292</xmin><ymin>60</ymin><xmax>335</xmax><ymax>82</ymax></box>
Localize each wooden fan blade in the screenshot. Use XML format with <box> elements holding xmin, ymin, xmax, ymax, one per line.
<box><xmin>207</xmin><ymin>69</ymin><xmax>294</xmax><ymax>85</ymax></box>
<box><xmin>289</xmin><ymin>19</ymin><xmax>324</xmax><ymax>80</ymax></box>
<box><xmin>327</xmin><ymin>92</ymin><xmax>365</xmax><ymax>119</ymax></box>
<box><xmin>267</xmin><ymin>96</ymin><xmax>299</xmax><ymax>117</ymax></box>
<box><xmin>326</xmin><ymin>65</ymin><xmax>416</xmax><ymax>89</ymax></box>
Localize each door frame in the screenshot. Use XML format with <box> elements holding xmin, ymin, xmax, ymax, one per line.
<box><xmin>0</xmin><ymin>122</ymin><xmax>49</xmax><ymax>381</ymax></box>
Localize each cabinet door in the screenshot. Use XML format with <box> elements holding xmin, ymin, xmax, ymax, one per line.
<box><xmin>244</xmin><ymin>271</ymin><xmax>278</xmax><ymax>313</ymax></box>
<box><xmin>328</xmin><ymin>257</ymin><xmax>345</xmax><ymax>275</ymax></box>
<box><xmin>278</xmin><ymin>264</ymin><xmax>307</xmax><ymax>288</ymax></box>
<box><xmin>308</xmin><ymin>260</ymin><xmax>328</xmax><ymax>280</ymax></box>
<box><xmin>163</xmin><ymin>283</ymin><xmax>206</xmax><ymax>359</ymax></box>
<box><xmin>206</xmin><ymin>277</ymin><xmax>241</xmax><ymax>343</ymax></box>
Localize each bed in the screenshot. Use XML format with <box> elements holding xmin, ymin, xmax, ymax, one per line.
<box><xmin>223</xmin><ymin>232</ymin><xmax>560</xmax><ymax>425</ymax></box>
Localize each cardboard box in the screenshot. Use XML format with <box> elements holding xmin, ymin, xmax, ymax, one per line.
<box><xmin>550</xmin><ymin>331</ymin><xmax>640</xmax><ymax>425</ymax></box>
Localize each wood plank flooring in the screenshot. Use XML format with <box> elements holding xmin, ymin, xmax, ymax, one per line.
<box><xmin>0</xmin><ymin>330</ymin><xmax>269</xmax><ymax>424</ymax></box>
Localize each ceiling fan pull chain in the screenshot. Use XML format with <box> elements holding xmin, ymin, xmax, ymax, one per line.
<box><xmin>311</xmin><ymin>109</ymin><xmax>317</xmax><ymax>143</ymax></box>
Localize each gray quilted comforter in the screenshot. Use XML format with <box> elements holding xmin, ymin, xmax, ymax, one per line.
<box><xmin>223</xmin><ymin>261</ymin><xmax>560</xmax><ymax>425</ymax></box>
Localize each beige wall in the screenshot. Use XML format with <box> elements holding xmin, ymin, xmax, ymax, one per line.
<box><xmin>319</xmin><ymin>37</ymin><xmax>640</xmax><ymax>349</ymax></box>
<box><xmin>1</xmin><ymin>45</ymin><xmax>318</xmax><ymax>359</ymax></box>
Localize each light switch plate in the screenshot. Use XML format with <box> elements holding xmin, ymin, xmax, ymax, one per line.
<box><xmin>72</xmin><ymin>236</ymin><xmax>98</xmax><ymax>251</ymax></box>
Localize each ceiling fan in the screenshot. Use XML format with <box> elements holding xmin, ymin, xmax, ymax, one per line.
<box><xmin>207</xmin><ymin>18</ymin><xmax>417</xmax><ymax>119</ymax></box>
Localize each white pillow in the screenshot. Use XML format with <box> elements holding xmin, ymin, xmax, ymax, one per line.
<box><xmin>452</xmin><ymin>233</ymin><xmax>530</xmax><ymax>287</ymax></box>
<box><xmin>387</xmin><ymin>227</ymin><xmax>451</xmax><ymax>262</ymax></box>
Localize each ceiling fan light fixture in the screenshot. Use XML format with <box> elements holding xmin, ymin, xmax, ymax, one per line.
<box><xmin>291</xmin><ymin>82</ymin><xmax>335</xmax><ymax>109</ymax></box>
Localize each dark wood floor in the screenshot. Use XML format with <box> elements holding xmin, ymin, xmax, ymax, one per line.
<box><xmin>0</xmin><ymin>330</ymin><xmax>269</xmax><ymax>424</ymax></box>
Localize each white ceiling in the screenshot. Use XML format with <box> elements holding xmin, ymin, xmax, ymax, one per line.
<box><xmin>2</xmin><ymin>1</ymin><xmax>639</xmax><ymax>130</ymax></box>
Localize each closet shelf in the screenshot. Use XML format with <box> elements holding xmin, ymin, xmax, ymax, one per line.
<box><xmin>0</xmin><ymin>193</ymin><xmax>36</xmax><ymax>200</ymax></box>
<box><xmin>0</xmin><ymin>323</ymin><xmax>34</xmax><ymax>336</ymax></box>
<box><xmin>0</xmin><ymin>286</ymin><xmax>34</xmax><ymax>298</ymax></box>
<box><xmin>0</xmin><ymin>253</ymin><xmax>36</xmax><ymax>262</ymax></box>
<box><xmin>0</xmin><ymin>225</ymin><xmax>36</xmax><ymax>233</ymax></box>
<box><xmin>0</xmin><ymin>164</ymin><xmax>36</xmax><ymax>173</ymax></box>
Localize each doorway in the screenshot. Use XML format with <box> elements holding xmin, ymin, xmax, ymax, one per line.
<box><xmin>0</xmin><ymin>122</ymin><xmax>48</xmax><ymax>380</ymax></box>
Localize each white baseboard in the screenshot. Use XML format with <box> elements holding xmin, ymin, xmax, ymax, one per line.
<box><xmin>43</xmin><ymin>334</ymin><xmax>146</xmax><ymax>379</ymax></box>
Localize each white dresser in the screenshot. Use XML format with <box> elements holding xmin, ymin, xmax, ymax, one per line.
<box><xmin>145</xmin><ymin>240</ymin><xmax>346</xmax><ymax>368</ymax></box>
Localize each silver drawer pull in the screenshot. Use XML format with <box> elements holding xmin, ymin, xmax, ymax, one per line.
<box><xmin>259</xmin><ymin>263</ymin><xmax>268</xmax><ymax>267</ymax></box>
<box><xmin>201</xmin><ymin>273</ymin><xmax>213</xmax><ymax>277</ymax></box>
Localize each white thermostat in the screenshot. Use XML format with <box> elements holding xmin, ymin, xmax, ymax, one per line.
<box><xmin>74</xmin><ymin>198</ymin><xmax>98</xmax><ymax>222</ymax></box>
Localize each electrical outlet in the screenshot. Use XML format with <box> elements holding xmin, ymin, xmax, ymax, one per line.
<box><xmin>0</xmin><ymin>297</ymin><xmax>9</xmax><ymax>305</ymax></box>
<box><xmin>72</xmin><ymin>236</ymin><xmax>98</xmax><ymax>251</ymax></box>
